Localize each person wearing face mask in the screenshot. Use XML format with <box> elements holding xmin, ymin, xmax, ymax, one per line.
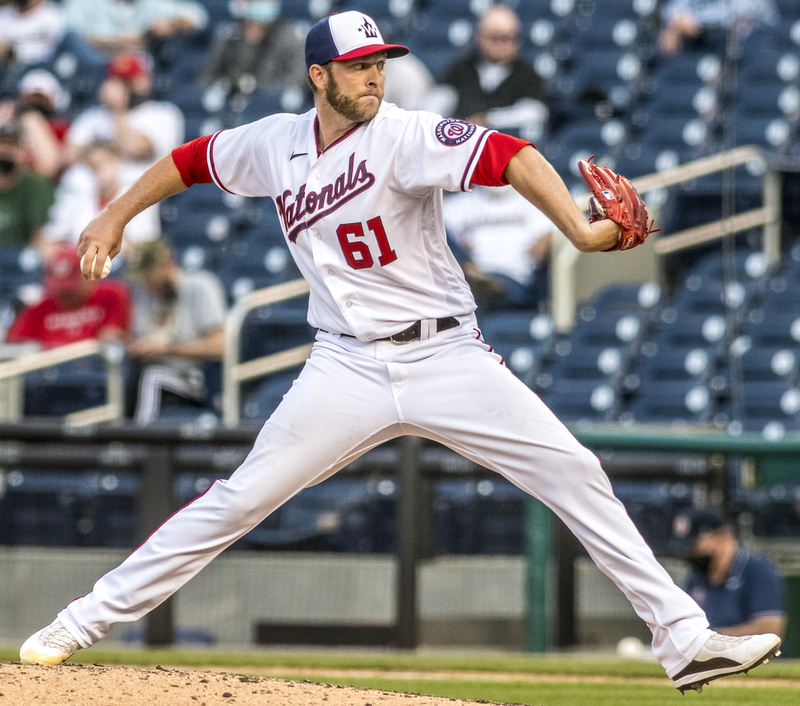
<box><xmin>0</xmin><ymin>69</ymin><xmax>73</xmax><ymax>181</ymax></box>
<box><xmin>125</xmin><ymin>239</ymin><xmax>226</xmax><ymax>424</ymax></box>
<box><xmin>0</xmin><ymin>120</ymin><xmax>55</xmax><ymax>249</ymax></box>
<box><xmin>65</xmin><ymin>51</ymin><xmax>184</xmax><ymax>181</ymax></box>
<box><xmin>673</xmin><ymin>507</ymin><xmax>786</xmax><ymax>640</ymax></box>
<box><xmin>198</xmin><ymin>0</ymin><xmax>307</xmax><ymax>98</ymax></box>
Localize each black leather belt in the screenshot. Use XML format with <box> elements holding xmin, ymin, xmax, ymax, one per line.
<box><xmin>324</xmin><ymin>316</ymin><xmax>460</xmax><ymax>344</ymax></box>
<box><xmin>377</xmin><ymin>316</ymin><xmax>459</xmax><ymax>344</ymax></box>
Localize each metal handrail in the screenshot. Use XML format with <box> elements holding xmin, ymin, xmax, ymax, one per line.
<box><xmin>222</xmin><ymin>278</ymin><xmax>312</xmax><ymax>426</ymax></box>
<box><xmin>553</xmin><ymin>145</ymin><xmax>782</xmax><ymax>331</ymax></box>
<box><xmin>0</xmin><ymin>339</ymin><xmax>124</xmax><ymax>425</ymax></box>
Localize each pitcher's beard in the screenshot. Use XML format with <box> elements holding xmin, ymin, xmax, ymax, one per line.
<box><xmin>325</xmin><ymin>67</ymin><xmax>382</xmax><ymax>122</ymax></box>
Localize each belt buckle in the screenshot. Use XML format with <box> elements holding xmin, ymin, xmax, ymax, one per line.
<box><xmin>389</xmin><ymin>331</ymin><xmax>415</xmax><ymax>344</ymax></box>
<box><xmin>389</xmin><ymin>321</ymin><xmax>420</xmax><ymax>344</ymax></box>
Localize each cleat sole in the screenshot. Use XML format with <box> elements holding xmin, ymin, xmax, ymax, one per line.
<box><xmin>674</xmin><ymin>641</ymin><xmax>781</xmax><ymax>694</ymax></box>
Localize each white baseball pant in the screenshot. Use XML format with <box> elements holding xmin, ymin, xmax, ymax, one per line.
<box><xmin>59</xmin><ymin>319</ymin><xmax>711</xmax><ymax>676</ymax></box>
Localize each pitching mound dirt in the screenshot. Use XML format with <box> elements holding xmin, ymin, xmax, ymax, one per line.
<box><xmin>0</xmin><ymin>662</ymin><xmax>518</xmax><ymax>706</ymax></box>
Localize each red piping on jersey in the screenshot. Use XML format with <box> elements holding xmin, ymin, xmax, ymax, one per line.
<box><xmin>315</xmin><ymin>116</ymin><xmax>363</xmax><ymax>157</ymax></box>
<box><xmin>470</xmin><ymin>132</ymin><xmax>533</xmax><ymax>188</ymax></box>
<box><xmin>460</xmin><ymin>130</ymin><xmax>491</xmax><ymax>192</ymax></box>
<box><xmin>206</xmin><ymin>131</ymin><xmax>236</xmax><ymax>194</ymax></box>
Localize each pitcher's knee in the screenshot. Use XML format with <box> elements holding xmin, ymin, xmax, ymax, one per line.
<box><xmin>568</xmin><ymin>446</ymin><xmax>609</xmax><ymax>486</ymax></box>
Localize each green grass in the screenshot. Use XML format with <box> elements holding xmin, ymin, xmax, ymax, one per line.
<box><xmin>3</xmin><ymin>647</ymin><xmax>798</xmax><ymax>705</ymax></box>
<box><xmin>305</xmin><ymin>677</ymin><xmax>800</xmax><ymax>706</ymax></box>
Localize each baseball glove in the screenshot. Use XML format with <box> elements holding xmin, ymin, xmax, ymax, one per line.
<box><xmin>577</xmin><ymin>156</ymin><xmax>658</xmax><ymax>251</ymax></box>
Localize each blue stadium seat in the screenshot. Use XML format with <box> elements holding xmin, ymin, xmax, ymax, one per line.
<box><xmin>539</xmin><ymin>379</ymin><xmax>618</xmax><ymax>422</ymax></box>
<box><xmin>570</xmin><ymin>307</ymin><xmax>648</xmax><ymax>349</ymax></box>
<box><xmin>589</xmin><ymin>282</ymin><xmax>662</xmax><ymax>317</ymax></box>
<box><xmin>734</xmin><ymin>115</ymin><xmax>793</xmax><ymax>151</ymax></box>
<box><xmin>232</xmin><ymin>477</ymin><xmax>388</xmax><ymax>552</ymax></box>
<box><xmin>613</xmin><ymin>481</ymin><xmax>695</xmax><ymax>556</ymax></box>
<box><xmin>742</xmin><ymin>308</ymin><xmax>800</xmax><ymax>348</ymax></box>
<box><xmin>217</xmin><ymin>243</ymin><xmax>302</xmax><ymax>303</ymax></box>
<box><xmin>434</xmin><ymin>478</ymin><xmax>526</xmax><ymax>555</ymax></box>
<box><xmin>239</xmin><ymin>302</ymin><xmax>314</xmax><ymax>361</ymax></box>
<box><xmin>240</xmin><ymin>366</ymin><xmax>305</xmax><ymax>421</ymax></box>
<box><xmin>671</xmin><ymin>280</ymin><xmax>758</xmax><ymax>319</ymax></box>
<box><xmin>24</xmin><ymin>358</ymin><xmax>109</xmax><ymax>417</ymax></box>
<box><xmin>651</xmin><ymin>52</ymin><xmax>724</xmax><ymax>88</ymax></box>
<box><xmin>735</xmin><ymin>82</ymin><xmax>795</xmax><ymax>119</ymax></box>
<box><xmin>0</xmin><ymin>247</ymin><xmax>43</xmax><ymax>303</ymax></box>
<box><xmin>632</xmin><ymin>344</ymin><xmax>715</xmax><ymax>385</ymax></box>
<box><xmin>625</xmin><ymin>379</ymin><xmax>714</xmax><ymax>425</ymax></box>
<box><xmin>739</xmin><ymin>49</ymin><xmax>798</xmax><ymax>85</ymax></box>
<box><xmin>741</xmin><ymin>379</ymin><xmax>800</xmax><ymax>422</ymax></box>
<box><xmin>78</xmin><ymin>472</ymin><xmax>139</xmax><ymax>548</ymax></box>
<box><xmin>650</xmin><ymin>309</ymin><xmax>731</xmax><ymax>353</ymax></box>
<box><xmin>738</xmin><ymin>345</ymin><xmax>798</xmax><ymax>383</ymax></box>
<box><xmin>745</xmin><ymin>482</ymin><xmax>800</xmax><ymax>536</ymax></box>
<box><xmin>0</xmin><ymin>471</ymin><xmax>82</xmax><ymax>546</ymax></box>
<box><xmin>547</xmin><ymin>342</ymin><xmax>627</xmax><ymax>383</ymax></box>
<box><xmin>637</xmin><ymin>115</ymin><xmax>711</xmax><ymax>153</ymax></box>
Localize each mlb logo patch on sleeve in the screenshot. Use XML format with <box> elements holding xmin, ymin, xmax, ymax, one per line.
<box><xmin>435</xmin><ymin>119</ymin><xmax>477</xmax><ymax>146</ymax></box>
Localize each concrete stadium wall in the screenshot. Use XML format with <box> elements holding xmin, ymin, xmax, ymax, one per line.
<box><xmin>0</xmin><ymin>548</ymin><xmax>687</xmax><ymax>651</ymax></box>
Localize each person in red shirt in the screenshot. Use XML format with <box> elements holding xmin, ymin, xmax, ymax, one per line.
<box><xmin>6</xmin><ymin>245</ymin><xmax>130</xmax><ymax>347</ymax></box>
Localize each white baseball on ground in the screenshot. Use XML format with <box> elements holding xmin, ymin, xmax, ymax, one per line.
<box><xmin>616</xmin><ymin>636</ymin><xmax>645</xmax><ymax>660</ymax></box>
<box><xmin>80</xmin><ymin>253</ymin><xmax>113</xmax><ymax>280</ymax></box>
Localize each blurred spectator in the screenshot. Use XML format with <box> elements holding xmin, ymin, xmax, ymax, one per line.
<box><xmin>384</xmin><ymin>53</ymin><xmax>434</xmax><ymax>112</ymax></box>
<box><xmin>0</xmin><ymin>120</ymin><xmax>55</xmax><ymax>248</ymax></box>
<box><xmin>62</xmin><ymin>0</ymin><xmax>208</xmax><ymax>55</ymax></box>
<box><xmin>126</xmin><ymin>240</ymin><xmax>226</xmax><ymax>424</ymax></box>
<box><xmin>377</xmin><ymin>20</ymin><xmax>434</xmax><ymax>112</ymax></box>
<box><xmin>65</xmin><ymin>51</ymin><xmax>184</xmax><ymax>180</ymax></box>
<box><xmin>41</xmin><ymin>140</ymin><xmax>161</xmax><ymax>260</ymax></box>
<box><xmin>658</xmin><ymin>0</ymin><xmax>779</xmax><ymax>55</ymax></box>
<box><xmin>0</xmin><ymin>0</ymin><xmax>65</xmax><ymax>81</ymax></box>
<box><xmin>440</xmin><ymin>4</ymin><xmax>547</xmax><ymax>134</ymax></box>
<box><xmin>0</xmin><ymin>69</ymin><xmax>71</xmax><ymax>180</ymax></box>
<box><xmin>673</xmin><ymin>507</ymin><xmax>786</xmax><ymax>640</ymax></box>
<box><xmin>444</xmin><ymin>185</ymin><xmax>553</xmax><ymax>312</ymax></box>
<box><xmin>198</xmin><ymin>0</ymin><xmax>306</xmax><ymax>97</ymax></box>
<box><xmin>5</xmin><ymin>243</ymin><xmax>130</xmax><ymax>347</ymax></box>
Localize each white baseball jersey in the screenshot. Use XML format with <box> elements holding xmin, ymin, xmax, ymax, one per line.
<box><xmin>206</xmin><ymin>103</ymin><xmax>490</xmax><ymax>340</ymax></box>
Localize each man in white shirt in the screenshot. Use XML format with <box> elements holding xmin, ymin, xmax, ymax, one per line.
<box><xmin>66</xmin><ymin>50</ymin><xmax>184</xmax><ymax>181</ymax></box>
<box><xmin>0</xmin><ymin>0</ymin><xmax>65</xmax><ymax>67</ymax></box>
<box><xmin>444</xmin><ymin>184</ymin><xmax>553</xmax><ymax>310</ymax></box>
<box><xmin>41</xmin><ymin>140</ymin><xmax>161</xmax><ymax>260</ymax></box>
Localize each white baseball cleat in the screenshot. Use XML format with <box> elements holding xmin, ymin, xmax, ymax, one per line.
<box><xmin>20</xmin><ymin>619</ymin><xmax>82</xmax><ymax>665</ymax></box>
<box><xmin>672</xmin><ymin>632</ymin><xmax>782</xmax><ymax>693</ymax></box>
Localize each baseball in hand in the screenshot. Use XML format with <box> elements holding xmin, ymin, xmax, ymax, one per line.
<box><xmin>80</xmin><ymin>252</ymin><xmax>113</xmax><ymax>280</ymax></box>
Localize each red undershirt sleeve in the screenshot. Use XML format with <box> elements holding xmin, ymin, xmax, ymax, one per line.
<box><xmin>471</xmin><ymin>132</ymin><xmax>534</xmax><ymax>187</ymax></box>
<box><xmin>171</xmin><ymin>134</ymin><xmax>214</xmax><ymax>187</ymax></box>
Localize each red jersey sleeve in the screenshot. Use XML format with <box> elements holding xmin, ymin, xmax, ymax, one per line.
<box><xmin>97</xmin><ymin>281</ymin><xmax>132</xmax><ymax>333</ymax></box>
<box><xmin>471</xmin><ymin>132</ymin><xmax>533</xmax><ymax>187</ymax></box>
<box><xmin>171</xmin><ymin>135</ymin><xmax>214</xmax><ymax>187</ymax></box>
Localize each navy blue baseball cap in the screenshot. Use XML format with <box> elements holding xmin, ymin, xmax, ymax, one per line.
<box><xmin>305</xmin><ymin>11</ymin><xmax>409</xmax><ymax>70</ymax></box>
